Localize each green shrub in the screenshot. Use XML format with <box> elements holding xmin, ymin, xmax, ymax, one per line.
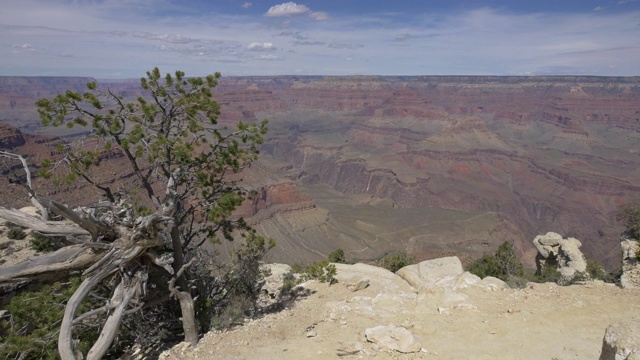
<box><xmin>328</xmin><ymin>248</ymin><xmax>346</xmax><ymax>263</ymax></box>
<box><xmin>467</xmin><ymin>242</ymin><xmax>524</xmax><ymax>281</ymax></box>
<box><xmin>29</xmin><ymin>232</ymin><xmax>64</xmax><ymax>253</ymax></box>
<box><xmin>535</xmin><ymin>266</ymin><xmax>563</xmax><ymax>284</ymax></box>
<box><xmin>6</xmin><ymin>227</ymin><xmax>26</xmax><ymax>240</ymax></box>
<box><xmin>0</xmin><ymin>277</ymin><xmax>99</xmax><ymax>360</ymax></box>
<box><xmin>194</xmin><ymin>232</ymin><xmax>275</xmax><ymax>333</ymax></box>
<box><xmin>585</xmin><ymin>258</ymin><xmax>613</xmax><ymax>282</ymax></box>
<box><xmin>292</xmin><ymin>260</ymin><xmax>337</xmax><ymax>285</ymax></box>
<box><xmin>280</xmin><ymin>271</ymin><xmax>298</xmax><ymax>297</ymax></box>
<box><xmin>617</xmin><ymin>199</ymin><xmax>640</xmax><ymax>239</ymax></box>
<box><xmin>379</xmin><ymin>252</ymin><xmax>414</xmax><ymax>273</ymax></box>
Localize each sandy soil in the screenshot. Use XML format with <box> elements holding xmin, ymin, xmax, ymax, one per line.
<box><xmin>160</xmin><ymin>271</ymin><xmax>640</xmax><ymax>360</ymax></box>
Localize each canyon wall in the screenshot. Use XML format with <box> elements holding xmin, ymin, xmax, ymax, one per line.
<box><xmin>1</xmin><ymin>76</ymin><xmax>639</xmax><ymax>267</ymax></box>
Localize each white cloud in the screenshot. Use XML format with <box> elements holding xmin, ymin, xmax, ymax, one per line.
<box><xmin>593</xmin><ymin>6</ymin><xmax>606</xmax><ymax>11</ymax></box>
<box><xmin>1</xmin><ymin>1</ymin><xmax>639</xmax><ymax>77</ymax></box>
<box><xmin>248</xmin><ymin>42</ymin><xmax>277</xmax><ymax>50</ymax></box>
<box><xmin>265</xmin><ymin>2</ymin><xmax>310</xmax><ymax>17</ymax></box>
<box><xmin>255</xmin><ymin>54</ymin><xmax>280</xmax><ymax>60</ymax></box>
<box><xmin>132</xmin><ymin>32</ymin><xmax>193</xmax><ymax>44</ymax></box>
<box><xmin>242</xmin><ymin>2</ymin><xmax>252</xmax><ymax>9</ymax></box>
<box><xmin>309</xmin><ymin>11</ymin><xmax>329</xmax><ymax>21</ymax></box>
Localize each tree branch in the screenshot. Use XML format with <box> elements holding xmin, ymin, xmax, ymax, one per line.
<box><xmin>0</xmin><ymin>151</ymin><xmax>48</xmax><ymax>220</ymax></box>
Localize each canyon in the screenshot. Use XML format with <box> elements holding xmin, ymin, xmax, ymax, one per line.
<box><xmin>1</xmin><ymin>75</ymin><xmax>640</xmax><ymax>269</ymax></box>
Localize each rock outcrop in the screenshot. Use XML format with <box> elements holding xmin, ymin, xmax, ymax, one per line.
<box><xmin>396</xmin><ymin>257</ymin><xmax>508</xmax><ymax>291</ymax></box>
<box><xmin>259</xmin><ymin>263</ymin><xmax>293</xmax><ymax>304</ymax></box>
<box><xmin>533</xmin><ymin>232</ymin><xmax>587</xmax><ymax>281</ymax></box>
<box><xmin>396</xmin><ymin>256</ymin><xmax>464</xmax><ymax>290</ymax></box>
<box><xmin>599</xmin><ymin>321</ymin><xmax>640</xmax><ymax>360</ymax></box>
<box><xmin>364</xmin><ymin>325</ymin><xmax>423</xmax><ymax>353</ymax></box>
<box><xmin>620</xmin><ymin>236</ymin><xmax>640</xmax><ymax>289</ymax></box>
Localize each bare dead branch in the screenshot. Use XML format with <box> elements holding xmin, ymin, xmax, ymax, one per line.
<box><xmin>0</xmin><ymin>150</ymin><xmax>48</xmax><ymax>220</ymax></box>
<box><xmin>0</xmin><ymin>207</ymin><xmax>89</xmax><ymax>236</ymax></box>
<box><xmin>0</xmin><ymin>245</ymin><xmax>102</xmax><ymax>283</ymax></box>
<box><xmin>35</xmin><ymin>195</ymin><xmax>114</xmax><ymax>241</ymax></box>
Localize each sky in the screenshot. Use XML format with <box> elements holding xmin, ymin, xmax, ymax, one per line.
<box><xmin>1</xmin><ymin>0</ymin><xmax>639</xmax><ymax>78</ymax></box>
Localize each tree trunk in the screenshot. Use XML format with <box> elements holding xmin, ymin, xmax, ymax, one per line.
<box><xmin>169</xmin><ymin>225</ymin><xmax>199</xmax><ymax>346</ymax></box>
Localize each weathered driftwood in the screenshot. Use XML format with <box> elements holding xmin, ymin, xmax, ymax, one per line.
<box><xmin>0</xmin><ymin>207</ymin><xmax>89</xmax><ymax>235</ymax></box>
<box><xmin>0</xmin><ymin>152</ymin><xmax>199</xmax><ymax>359</ymax></box>
<box><xmin>0</xmin><ymin>199</ymin><xmax>184</xmax><ymax>360</ymax></box>
<box><xmin>0</xmin><ymin>244</ymin><xmax>101</xmax><ymax>282</ymax></box>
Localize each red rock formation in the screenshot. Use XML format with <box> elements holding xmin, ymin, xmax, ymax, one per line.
<box><xmin>2</xmin><ymin>75</ymin><xmax>640</xmax><ymax>267</ymax></box>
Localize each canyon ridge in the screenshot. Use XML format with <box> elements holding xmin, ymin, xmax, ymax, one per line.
<box><xmin>1</xmin><ymin>75</ymin><xmax>640</xmax><ymax>269</ymax></box>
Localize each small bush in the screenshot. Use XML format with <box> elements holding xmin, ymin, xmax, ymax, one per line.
<box><xmin>379</xmin><ymin>252</ymin><xmax>414</xmax><ymax>273</ymax></box>
<box><xmin>585</xmin><ymin>258</ymin><xmax>613</xmax><ymax>282</ymax></box>
<box><xmin>0</xmin><ymin>277</ymin><xmax>100</xmax><ymax>360</ymax></box>
<box><xmin>328</xmin><ymin>248</ymin><xmax>346</xmax><ymax>263</ymax></box>
<box><xmin>535</xmin><ymin>266</ymin><xmax>563</xmax><ymax>284</ymax></box>
<box><xmin>6</xmin><ymin>228</ymin><xmax>26</xmax><ymax>240</ymax></box>
<box><xmin>617</xmin><ymin>199</ymin><xmax>640</xmax><ymax>239</ymax></box>
<box><xmin>292</xmin><ymin>260</ymin><xmax>337</xmax><ymax>285</ymax></box>
<box><xmin>279</xmin><ymin>271</ymin><xmax>298</xmax><ymax>297</ymax></box>
<box><xmin>467</xmin><ymin>242</ymin><xmax>524</xmax><ymax>282</ymax></box>
<box><xmin>29</xmin><ymin>232</ymin><xmax>64</xmax><ymax>253</ymax></box>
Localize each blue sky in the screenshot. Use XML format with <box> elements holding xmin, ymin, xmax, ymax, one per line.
<box><xmin>1</xmin><ymin>0</ymin><xmax>639</xmax><ymax>78</ymax></box>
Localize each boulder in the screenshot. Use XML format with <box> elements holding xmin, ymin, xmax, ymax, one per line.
<box><xmin>260</xmin><ymin>263</ymin><xmax>293</xmax><ymax>301</ymax></box>
<box><xmin>334</xmin><ymin>263</ymin><xmax>415</xmax><ymax>293</ymax></box>
<box><xmin>599</xmin><ymin>321</ymin><xmax>640</xmax><ymax>360</ymax></box>
<box><xmin>533</xmin><ymin>232</ymin><xmax>587</xmax><ymax>281</ymax></box>
<box><xmin>396</xmin><ymin>256</ymin><xmax>463</xmax><ymax>290</ymax></box>
<box><xmin>364</xmin><ymin>325</ymin><xmax>422</xmax><ymax>353</ymax></box>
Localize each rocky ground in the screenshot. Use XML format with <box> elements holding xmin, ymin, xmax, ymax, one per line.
<box><xmin>161</xmin><ymin>262</ymin><xmax>640</xmax><ymax>360</ymax></box>
<box><xmin>2</xmin><ymin>215</ymin><xmax>638</xmax><ymax>360</ymax></box>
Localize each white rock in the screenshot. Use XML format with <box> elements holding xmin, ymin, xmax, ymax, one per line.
<box><xmin>599</xmin><ymin>321</ymin><xmax>640</xmax><ymax>360</ymax></box>
<box><xmin>533</xmin><ymin>232</ymin><xmax>587</xmax><ymax>280</ymax></box>
<box><xmin>334</xmin><ymin>263</ymin><xmax>415</xmax><ymax>293</ymax></box>
<box><xmin>365</xmin><ymin>325</ymin><xmax>422</xmax><ymax>353</ymax></box>
<box><xmin>396</xmin><ymin>256</ymin><xmax>464</xmax><ymax>290</ymax></box>
<box><xmin>479</xmin><ymin>276</ymin><xmax>509</xmax><ymax>291</ymax></box>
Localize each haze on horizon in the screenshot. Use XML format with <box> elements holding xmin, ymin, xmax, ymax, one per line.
<box><xmin>1</xmin><ymin>0</ymin><xmax>639</xmax><ymax>79</ymax></box>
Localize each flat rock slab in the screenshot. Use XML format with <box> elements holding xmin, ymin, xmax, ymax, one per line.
<box><xmin>396</xmin><ymin>256</ymin><xmax>463</xmax><ymax>290</ymax></box>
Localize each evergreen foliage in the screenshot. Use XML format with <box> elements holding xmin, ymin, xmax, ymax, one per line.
<box><xmin>617</xmin><ymin>199</ymin><xmax>640</xmax><ymax>239</ymax></box>
<box><xmin>0</xmin><ymin>277</ymin><xmax>99</xmax><ymax>360</ymax></box>
<box><xmin>467</xmin><ymin>241</ymin><xmax>524</xmax><ymax>282</ymax></box>
<box><xmin>379</xmin><ymin>252</ymin><xmax>415</xmax><ymax>273</ymax></box>
<box><xmin>6</xmin><ymin>227</ymin><xmax>26</xmax><ymax>240</ymax></box>
<box><xmin>328</xmin><ymin>248</ymin><xmax>346</xmax><ymax>263</ymax></box>
<box><xmin>29</xmin><ymin>231</ymin><xmax>64</xmax><ymax>252</ymax></box>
